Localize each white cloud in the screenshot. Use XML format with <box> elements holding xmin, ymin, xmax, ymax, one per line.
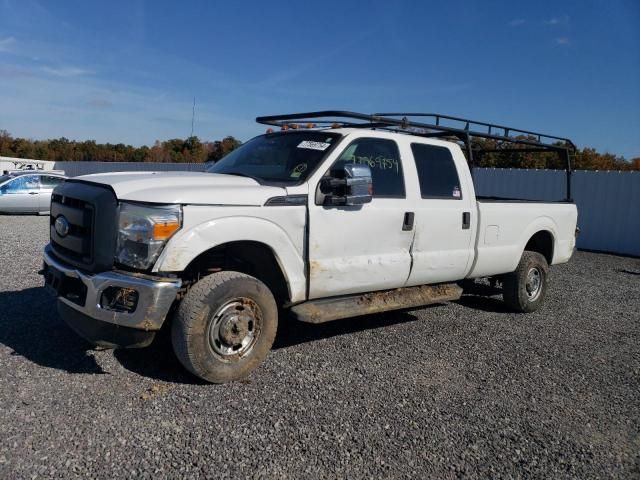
<box><xmin>41</xmin><ymin>66</ymin><xmax>95</xmax><ymax>77</ymax></box>
<box><xmin>555</xmin><ymin>37</ymin><xmax>570</xmax><ymax>46</ymax></box>
<box><xmin>545</xmin><ymin>15</ymin><xmax>570</xmax><ymax>25</ymax></box>
<box><xmin>0</xmin><ymin>35</ymin><xmax>16</xmax><ymax>52</ymax></box>
<box><xmin>509</xmin><ymin>19</ymin><xmax>526</xmax><ymax>27</ymax></box>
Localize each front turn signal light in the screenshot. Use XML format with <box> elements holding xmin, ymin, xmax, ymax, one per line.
<box><xmin>153</xmin><ymin>221</ymin><xmax>180</xmax><ymax>240</ymax></box>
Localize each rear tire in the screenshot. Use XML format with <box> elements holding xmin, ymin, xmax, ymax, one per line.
<box><xmin>171</xmin><ymin>271</ymin><xmax>278</xmax><ymax>383</ymax></box>
<box><xmin>502</xmin><ymin>251</ymin><xmax>549</xmax><ymax>313</ymax></box>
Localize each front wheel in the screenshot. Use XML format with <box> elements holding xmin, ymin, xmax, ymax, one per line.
<box><xmin>171</xmin><ymin>271</ymin><xmax>278</xmax><ymax>383</ymax></box>
<box><xmin>502</xmin><ymin>251</ymin><xmax>549</xmax><ymax>313</ymax></box>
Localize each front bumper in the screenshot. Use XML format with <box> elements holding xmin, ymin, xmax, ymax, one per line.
<box><xmin>42</xmin><ymin>244</ymin><xmax>181</xmax><ymax>347</ymax></box>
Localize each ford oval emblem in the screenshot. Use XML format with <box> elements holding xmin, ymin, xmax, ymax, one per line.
<box><xmin>55</xmin><ymin>215</ymin><xmax>70</xmax><ymax>237</ymax></box>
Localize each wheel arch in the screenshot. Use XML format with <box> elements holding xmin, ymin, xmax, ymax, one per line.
<box><xmin>180</xmin><ymin>240</ymin><xmax>292</xmax><ymax>305</ymax></box>
<box><xmin>523</xmin><ymin>230</ymin><xmax>555</xmax><ymax>265</ymax></box>
<box><xmin>517</xmin><ymin>216</ymin><xmax>559</xmax><ymax>267</ymax></box>
<box><xmin>153</xmin><ymin>216</ymin><xmax>306</xmax><ymax>303</ymax></box>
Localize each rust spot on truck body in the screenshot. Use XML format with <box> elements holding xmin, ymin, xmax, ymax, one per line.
<box><xmin>357</xmin><ymin>284</ymin><xmax>455</xmax><ymax>307</ymax></box>
<box><xmin>309</xmin><ymin>260</ymin><xmax>323</xmax><ymax>273</ymax></box>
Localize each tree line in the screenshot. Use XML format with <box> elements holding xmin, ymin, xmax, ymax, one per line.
<box><xmin>0</xmin><ymin>130</ymin><xmax>241</xmax><ymax>164</ymax></box>
<box><xmin>471</xmin><ymin>137</ymin><xmax>639</xmax><ymax>171</ymax></box>
<box><xmin>0</xmin><ymin>129</ymin><xmax>638</xmax><ymax>170</ymax></box>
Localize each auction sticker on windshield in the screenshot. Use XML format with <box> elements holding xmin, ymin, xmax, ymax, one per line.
<box><xmin>297</xmin><ymin>140</ymin><xmax>331</xmax><ymax>151</ymax></box>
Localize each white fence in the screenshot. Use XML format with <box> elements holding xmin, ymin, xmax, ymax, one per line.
<box><xmin>473</xmin><ymin>168</ymin><xmax>640</xmax><ymax>257</ymax></box>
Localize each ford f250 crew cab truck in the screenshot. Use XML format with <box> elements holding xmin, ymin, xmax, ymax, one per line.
<box><xmin>42</xmin><ymin>111</ymin><xmax>578</xmax><ymax>383</ymax></box>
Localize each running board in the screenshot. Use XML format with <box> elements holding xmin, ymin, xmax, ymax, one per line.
<box><xmin>290</xmin><ymin>283</ymin><xmax>462</xmax><ymax>324</ymax></box>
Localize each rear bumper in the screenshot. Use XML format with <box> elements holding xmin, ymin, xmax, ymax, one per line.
<box><xmin>43</xmin><ymin>244</ymin><xmax>181</xmax><ymax>347</ymax></box>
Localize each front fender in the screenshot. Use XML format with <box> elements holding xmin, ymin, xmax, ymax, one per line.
<box><xmin>153</xmin><ymin>214</ymin><xmax>306</xmax><ymax>302</ymax></box>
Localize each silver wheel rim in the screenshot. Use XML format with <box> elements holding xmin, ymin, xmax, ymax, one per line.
<box><xmin>208</xmin><ymin>297</ymin><xmax>262</xmax><ymax>359</ymax></box>
<box><xmin>525</xmin><ymin>267</ymin><xmax>542</xmax><ymax>301</ymax></box>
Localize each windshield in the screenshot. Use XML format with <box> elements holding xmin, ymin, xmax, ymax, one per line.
<box><xmin>207</xmin><ymin>131</ymin><xmax>341</xmax><ymax>185</ymax></box>
<box><xmin>0</xmin><ymin>175</ymin><xmax>11</xmax><ymax>185</ymax></box>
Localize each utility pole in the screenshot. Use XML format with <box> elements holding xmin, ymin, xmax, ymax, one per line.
<box><xmin>190</xmin><ymin>96</ymin><xmax>196</xmax><ymax>139</ymax></box>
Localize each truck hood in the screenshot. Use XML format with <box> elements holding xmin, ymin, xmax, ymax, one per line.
<box><xmin>75</xmin><ymin>171</ymin><xmax>286</xmax><ymax>206</ymax></box>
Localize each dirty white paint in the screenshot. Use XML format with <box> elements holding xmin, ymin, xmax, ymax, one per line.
<box><xmin>468</xmin><ymin>204</ymin><xmax>577</xmax><ymax>278</ymax></box>
<box><xmin>400</xmin><ymin>139</ymin><xmax>477</xmax><ymax>286</ymax></box>
<box><xmin>307</xmin><ymin>197</ymin><xmax>414</xmax><ymax>299</ymax></box>
<box><xmin>81</xmin><ymin>127</ymin><xmax>580</xmax><ymax>305</ymax></box>
<box><xmin>154</xmin><ymin>205</ymin><xmax>308</xmax><ymax>303</ymax></box>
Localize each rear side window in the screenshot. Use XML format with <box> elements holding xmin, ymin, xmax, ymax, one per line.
<box><xmin>40</xmin><ymin>175</ymin><xmax>65</xmax><ymax>188</ymax></box>
<box><xmin>335</xmin><ymin>138</ymin><xmax>405</xmax><ymax>198</ymax></box>
<box><xmin>411</xmin><ymin>144</ymin><xmax>462</xmax><ymax>199</ymax></box>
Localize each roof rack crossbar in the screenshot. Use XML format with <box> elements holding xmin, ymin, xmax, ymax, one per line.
<box><xmin>256</xmin><ymin>111</ymin><xmax>575</xmax><ymax>151</ymax></box>
<box><xmin>375</xmin><ymin>112</ymin><xmax>576</xmax><ymax>150</ymax></box>
<box><xmin>255</xmin><ymin>110</ymin><xmax>575</xmax><ymax>201</ymax></box>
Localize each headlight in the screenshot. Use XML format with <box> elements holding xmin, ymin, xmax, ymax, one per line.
<box><xmin>115</xmin><ymin>202</ymin><xmax>182</xmax><ymax>270</ymax></box>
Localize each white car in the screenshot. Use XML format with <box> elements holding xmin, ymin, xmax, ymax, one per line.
<box><xmin>42</xmin><ymin>111</ymin><xmax>579</xmax><ymax>383</ymax></box>
<box><xmin>0</xmin><ymin>172</ymin><xmax>67</xmax><ymax>214</ymax></box>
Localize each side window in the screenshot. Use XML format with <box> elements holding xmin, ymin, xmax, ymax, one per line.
<box><xmin>40</xmin><ymin>175</ymin><xmax>65</xmax><ymax>188</ymax></box>
<box><xmin>334</xmin><ymin>138</ymin><xmax>405</xmax><ymax>197</ymax></box>
<box><xmin>411</xmin><ymin>144</ymin><xmax>462</xmax><ymax>199</ymax></box>
<box><xmin>3</xmin><ymin>175</ymin><xmax>40</xmax><ymax>193</ymax></box>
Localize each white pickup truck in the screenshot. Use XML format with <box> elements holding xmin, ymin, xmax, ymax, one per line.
<box><xmin>42</xmin><ymin>111</ymin><xmax>578</xmax><ymax>383</ymax></box>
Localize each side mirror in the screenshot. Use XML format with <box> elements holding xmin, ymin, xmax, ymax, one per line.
<box><xmin>320</xmin><ymin>163</ymin><xmax>373</xmax><ymax>206</ymax></box>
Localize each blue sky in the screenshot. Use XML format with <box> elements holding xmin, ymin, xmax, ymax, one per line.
<box><xmin>0</xmin><ymin>0</ymin><xmax>638</xmax><ymax>158</ymax></box>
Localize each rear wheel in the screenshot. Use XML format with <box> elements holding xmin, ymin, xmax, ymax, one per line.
<box><xmin>171</xmin><ymin>271</ymin><xmax>278</xmax><ymax>383</ymax></box>
<box><xmin>502</xmin><ymin>251</ymin><xmax>549</xmax><ymax>313</ymax></box>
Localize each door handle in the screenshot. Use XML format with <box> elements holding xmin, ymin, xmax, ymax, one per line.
<box><xmin>28</xmin><ymin>192</ymin><xmax>38</xmax><ymax>195</ymax></box>
<box><xmin>402</xmin><ymin>212</ymin><xmax>415</xmax><ymax>231</ymax></box>
<box><xmin>462</xmin><ymin>211</ymin><xmax>471</xmax><ymax>230</ymax></box>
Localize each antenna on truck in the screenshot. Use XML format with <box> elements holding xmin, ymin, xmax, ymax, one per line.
<box><xmin>190</xmin><ymin>96</ymin><xmax>196</xmax><ymax>139</ymax></box>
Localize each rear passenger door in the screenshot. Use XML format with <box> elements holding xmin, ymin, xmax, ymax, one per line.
<box><xmin>406</xmin><ymin>143</ymin><xmax>475</xmax><ymax>285</ymax></box>
<box><xmin>308</xmin><ymin>137</ymin><xmax>414</xmax><ymax>299</ymax></box>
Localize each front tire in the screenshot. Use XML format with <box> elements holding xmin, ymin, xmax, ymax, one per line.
<box><xmin>502</xmin><ymin>251</ymin><xmax>549</xmax><ymax>313</ymax></box>
<box><xmin>171</xmin><ymin>271</ymin><xmax>278</xmax><ymax>383</ymax></box>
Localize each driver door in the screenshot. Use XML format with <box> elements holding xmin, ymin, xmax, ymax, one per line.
<box><xmin>308</xmin><ymin>137</ymin><xmax>414</xmax><ymax>299</ymax></box>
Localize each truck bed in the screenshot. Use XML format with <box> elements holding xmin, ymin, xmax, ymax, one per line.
<box><xmin>468</xmin><ymin>199</ymin><xmax>578</xmax><ymax>279</ymax></box>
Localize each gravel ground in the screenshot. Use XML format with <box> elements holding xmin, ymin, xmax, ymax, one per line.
<box><xmin>0</xmin><ymin>215</ymin><xmax>638</xmax><ymax>479</ymax></box>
